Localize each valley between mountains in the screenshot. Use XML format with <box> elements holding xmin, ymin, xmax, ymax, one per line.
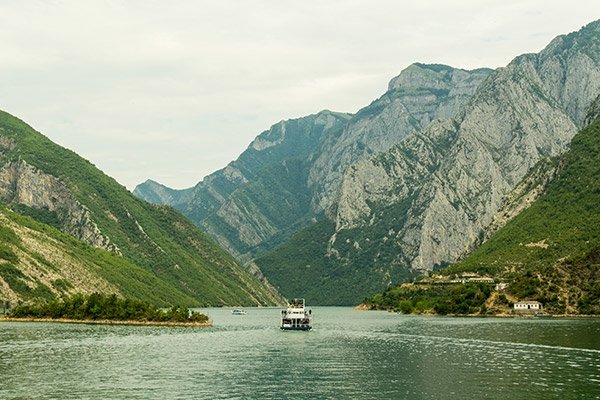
<box><xmin>0</xmin><ymin>21</ymin><xmax>598</xmax><ymax>315</ymax></box>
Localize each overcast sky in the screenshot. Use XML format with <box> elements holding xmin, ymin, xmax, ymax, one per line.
<box><xmin>0</xmin><ymin>1</ymin><xmax>597</xmax><ymax>190</ymax></box>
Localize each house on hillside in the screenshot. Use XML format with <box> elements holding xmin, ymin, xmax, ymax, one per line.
<box><xmin>468</xmin><ymin>277</ymin><xmax>495</xmax><ymax>283</ymax></box>
<box><xmin>513</xmin><ymin>301</ymin><xmax>542</xmax><ymax>313</ymax></box>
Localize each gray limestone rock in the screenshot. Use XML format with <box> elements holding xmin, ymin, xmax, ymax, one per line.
<box><xmin>0</xmin><ymin>160</ymin><xmax>118</xmax><ymax>253</ymax></box>
<box><xmin>308</xmin><ymin>63</ymin><xmax>492</xmax><ymax>215</ymax></box>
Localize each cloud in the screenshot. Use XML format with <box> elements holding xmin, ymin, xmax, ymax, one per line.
<box><xmin>0</xmin><ymin>0</ymin><xmax>597</xmax><ymax>189</ymax></box>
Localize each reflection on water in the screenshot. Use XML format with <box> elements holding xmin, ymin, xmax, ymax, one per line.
<box><xmin>0</xmin><ymin>308</ymin><xmax>598</xmax><ymax>399</ymax></box>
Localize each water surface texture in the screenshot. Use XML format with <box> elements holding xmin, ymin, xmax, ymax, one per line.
<box><xmin>1</xmin><ymin>308</ymin><xmax>599</xmax><ymax>399</ymax></box>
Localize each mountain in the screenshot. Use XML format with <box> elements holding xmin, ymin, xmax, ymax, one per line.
<box><xmin>0</xmin><ymin>110</ymin><xmax>283</xmax><ymax>306</ymax></box>
<box><xmin>255</xmin><ymin>20</ymin><xmax>600</xmax><ymax>305</ymax></box>
<box><xmin>134</xmin><ymin>65</ymin><xmax>491</xmax><ymax>263</ymax></box>
<box><xmin>136</xmin><ymin>111</ymin><xmax>351</xmax><ymax>261</ymax></box>
<box><xmin>134</xmin><ymin>179</ymin><xmax>193</xmax><ymax>206</ymax></box>
<box><xmin>366</xmin><ymin>100</ymin><xmax>600</xmax><ymax>315</ymax></box>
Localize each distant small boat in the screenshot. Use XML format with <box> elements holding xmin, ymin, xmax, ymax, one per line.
<box><xmin>231</xmin><ymin>309</ymin><xmax>246</xmax><ymax>315</ymax></box>
<box><xmin>280</xmin><ymin>298</ymin><xmax>312</xmax><ymax>331</ymax></box>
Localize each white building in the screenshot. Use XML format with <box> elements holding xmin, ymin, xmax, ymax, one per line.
<box><xmin>514</xmin><ymin>301</ymin><xmax>542</xmax><ymax>312</ymax></box>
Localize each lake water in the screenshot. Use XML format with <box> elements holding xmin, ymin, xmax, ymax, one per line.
<box><xmin>0</xmin><ymin>307</ymin><xmax>598</xmax><ymax>399</ymax></box>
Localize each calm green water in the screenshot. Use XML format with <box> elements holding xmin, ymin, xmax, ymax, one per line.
<box><xmin>0</xmin><ymin>308</ymin><xmax>598</xmax><ymax>399</ymax></box>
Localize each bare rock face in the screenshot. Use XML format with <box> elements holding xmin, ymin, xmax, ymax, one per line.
<box><xmin>332</xmin><ymin>20</ymin><xmax>600</xmax><ymax>273</ymax></box>
<box><xmin>0</xmin><ymin>160</ymin><xmax>118</xmax><ymax>253</ymax></box>
<box><xmin>308</xmin><ymin>64</ymin><xmax>492</xmax><ymax>215</ymax></box>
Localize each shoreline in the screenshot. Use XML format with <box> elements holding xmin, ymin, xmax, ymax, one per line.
<box><xmin>0</xmin><ymin>316</ymin><xmax>212</xmax><ymax>327</ymax></box>
<box><xmin>354</xmin><ymin>306</ymin><xmax>599</xmax><ymax>318</ymax></box>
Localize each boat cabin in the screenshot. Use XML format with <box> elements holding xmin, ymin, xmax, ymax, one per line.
<box><xmin>280</xmin><ymin>298</ymin><xmax>312</xmax><ymax>331</ymax></box>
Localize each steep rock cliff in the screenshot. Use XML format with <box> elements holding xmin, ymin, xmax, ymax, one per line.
<box><xmin>308</xmin><ymin>64</ymin><xmax>492</xmax><ymax>214</ymax></box>
<box><xmin>0</xmin><ymin>159</ymin><xmax>117</xmax><ymax>252</ymax></box>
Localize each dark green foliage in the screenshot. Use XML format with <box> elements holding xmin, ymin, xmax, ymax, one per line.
<box><xmin>0</xmin><ymin>261</ymin><xmax>55</xmax><ymax>301</ymax></box>
<box><xmin>398</xmin><ymin>300</ymin><xmax>413</xmax><ymax>314</ymax></box>
<box><xmin>51</xmin><ymin>279</ymin><xmax>73</xmax><ymax>292</ymax></box>
<box><xmin>0</xmin><ymin>263</ymin><xmax>28</xmax><ymax>294</ymax></box>
<box><xmin>508</xmin><ymin>272</ymin><xmax>540</xmax><ymax>299</ymax></box>
<box><xmin>0</xmin><ymin>245</ymin><xmax>19</xmax><ymax>264</ymax></box>
<box><xmin>364</xmin><ymin>283</ymin><xmax>493</xmax><ymax>315</ymax></box>
<box><xmin>255</xmin><ymin>217</ymin><xmax>415</xmax><ymax>305</ymax></box>
<box><xmin>9</xmin><ymin>293</ymin><xmax>209</xmax><ymax>323</ymax></box>
<box><xmin>0</xmin><ymin>224</ymin><xmax>20</xmax><ymax>245</ymax></box>
<box><xmin>11</xmin><ymin>204</ymin><xmax>62</xmax><ymax>230</ymax></box>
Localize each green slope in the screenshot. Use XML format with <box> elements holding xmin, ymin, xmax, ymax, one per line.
<box><xmin>0</xmin><ymin>205</ymin><xmax>195</xmax><ymax>305</ymax></box>
<box><xmin>254</xmin><ymin>217</ymin><xmax>414</xmax><ymax>305</ymax></box>
<box><xmin>0</xmin><ymin>110</ymin><xmax>282</xmax><ymax>306</ymax></box>
<box><xmin>450</xmin><ymin>119</ymin><xmax>600</xmax><ymax>275</ymax></box>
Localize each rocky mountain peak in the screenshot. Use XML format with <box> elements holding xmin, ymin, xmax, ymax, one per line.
<box><xmin>388</xmin><ymin>63</ymin><xmax>493</xmax><ymax>94</ymax></box>
<box><xmin>308</xmin><ymin>63</ymin><xmax>492</xmax><ymax>216</ymax></box>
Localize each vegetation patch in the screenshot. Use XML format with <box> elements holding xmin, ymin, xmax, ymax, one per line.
<box><xmin>365</xmin><ymin>282</ymin><xmax>493</xmax><ymax>315</ymax></box>
<box><xmin>8</xmin><ymin>293</ymin><xmax>209</xmax><ymax>324</ymax></box>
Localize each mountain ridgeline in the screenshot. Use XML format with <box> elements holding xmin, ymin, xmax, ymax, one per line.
<box><xmin>135</xmin><ymin>65</ymin><xmax>491</xmax><ymax>263</ymax></box>
<box><xmin>137</xmin><ymin>111</ymin><xmax>352</xmax><ymax>262</ymax></box>
<box><xmin>135</xmin><ymin>21</ymin><xmax>600</xmax><ymax>305</ymax></box>
<box><xmin>0</xmin><ymin>111</ymin><xmax>283</xmax><ymax>306</ymax></box>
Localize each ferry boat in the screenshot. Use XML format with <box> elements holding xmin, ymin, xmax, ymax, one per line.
<box><xmin>231</xmin><ymin>309</ymin><xmax>246</xmax><ymax>315</ymax></box>
<box><xmin>280</xmin><ymin>298</ymin><xmax>312</xmax><ymax>331</ymax></box>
